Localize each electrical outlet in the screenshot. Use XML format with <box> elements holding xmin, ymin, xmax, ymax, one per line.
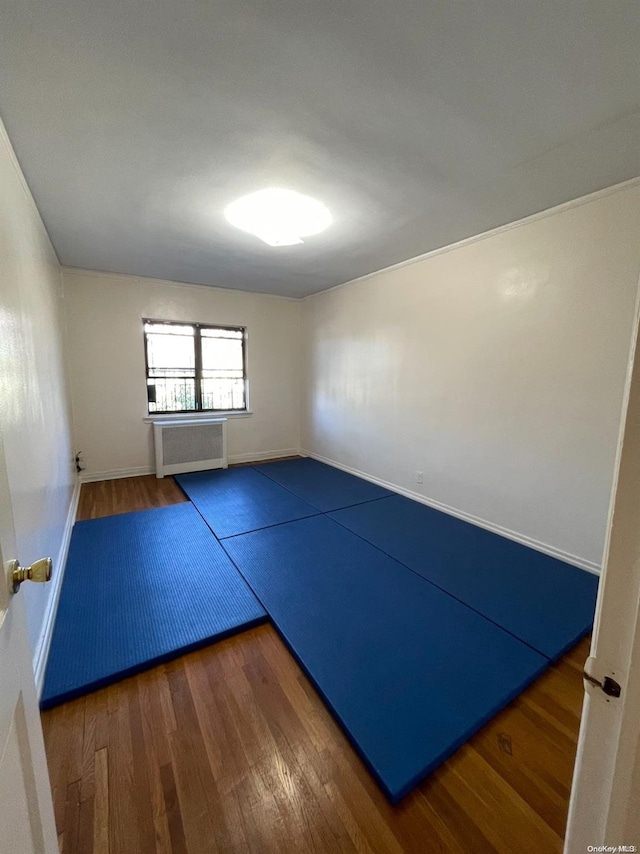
<box><xmin>416</xmin><ymin>471</ymin><xmax>423</xmax><ymax>484</ymax></box>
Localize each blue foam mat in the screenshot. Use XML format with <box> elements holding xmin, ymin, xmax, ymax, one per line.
<box><xmin>254</xmin><ymin>457</ymin><xmax>393</xmax><ymax>511</ymax></box>
<box><xmin>223</xmin><ymin>515</ymin><xmax>548</xmax><ymax>803</ymax></box>
<box><xmin>330</xmin><ymin>496</ymin><xmax>598</xmax><ymax>660</ymax></box>
<box><xmin>176</xmin><ymin>467</ymin><xmax>319</xmax><ymax>538</ymax></box>
<box><xmin>41</xmin><ymin>504</ymin><xmax>266</xmax><ymax>708</ymax></box>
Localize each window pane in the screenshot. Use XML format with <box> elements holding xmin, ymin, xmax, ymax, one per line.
<box><xmin>201</xmin><ymin>378</ymin><xmax>245</xmax><ymax>410</ymax></box>
<box><xmin>144</xmin><ymin>322</ymin><xmax>195</xmax><ymax>336</ymax></box>
<box><xmin>200</xmin><ymin>327</ymin><xmax>242</xmax><ymax>340</ymax></box>
<box><xmin>148</xmin><ymin>378</ymin><xmax>196</xmax><ymax>412</ymax></box>
<box><xmin>147</xmin><ymin>368</ymin><xmax>195</xmax><ymax>379</ymax></box>
<box><xmin>201</xmin><ymin>369</ymin><xmax>244</xmax><ymax>379</ymax></box>
<box><xmin>201</xmin><ymin>336</ymin><xmax>243</xmax><ymax>372</ymax></box>
<box><xmin>147</xmin><ymin>331</ymin><xmax>195</xmax><ymax>371</ymax></box>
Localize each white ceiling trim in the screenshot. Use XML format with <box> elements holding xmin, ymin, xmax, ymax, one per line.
<box><xmin>304</xmin><ymin>177</ymin><xmax>640</xmax><ymax>301</ymax></box>
<box><xmin>60</xmin><ymin>266</ymin><xmax>301</xmax><ymax>302</ymax></box>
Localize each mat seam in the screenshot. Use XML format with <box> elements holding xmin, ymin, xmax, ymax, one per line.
<box><xmin>175</xmin><ymin>469</ymin><xmax>319</xmax><ymax>540</ymax></box>
<box><xmin>219</xmin><ymin>512</ymin><xmax>322</xmax><ymax>540</ymax></box>
<box><xmin>250</xmin><ymin>462</ymin><xmax>393</xmax><ymax>513</ymax></box>
<box><xmin>180</xmin><ymin>464</ymin><xmax>561</xmax><ymax>659</ymax></box>
<box><xmin>326</xmin><ymin>511</ymin><xmax>554</xmax><ymax>661</ymax></box>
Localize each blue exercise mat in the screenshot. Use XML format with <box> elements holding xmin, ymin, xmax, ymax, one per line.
<box><xmin>223</xmin><ymin>515</ymin><xmax>548</xmax><ymax>803</ymax></box>
<box><xmin>254</xmin><ymin>457</ymin><xmax>393</xmax><ymax>511</ymax></box>
<box><xmin>176</xmin><ymin>467</ymin><xmax>319</xmax><ymax>538</ymax></box>
<box><xmin>41</xmin><ymin>504</ymin><xmax>266</xmax><ymax>708</ymax></box>
<box><xmin>330</xmin><ymin>496</ymin><xmax>598</xmax><ymax>660</ymax></box>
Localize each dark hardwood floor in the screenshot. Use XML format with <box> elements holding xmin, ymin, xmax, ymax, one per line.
<box><xmin>43</xmin><ymin>474</ymin><xmax>587</xmax><ymax>853</ymax></box>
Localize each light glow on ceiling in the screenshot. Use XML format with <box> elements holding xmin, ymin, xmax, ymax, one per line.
<box><xmin>224</xmin><ymin>188</ymin><xmax>332</xmax><ymax>247</ymax></box>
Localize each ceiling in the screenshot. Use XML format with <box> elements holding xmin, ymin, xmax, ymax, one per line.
<box><xmin>1</xmin><ymin>1</ymin><xmax>639</xmax><ymax>298</ymax></box>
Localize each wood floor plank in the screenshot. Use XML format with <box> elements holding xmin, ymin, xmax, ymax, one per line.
<box><xmin>254</xmin><ymin>628</ymin><xmax>339</xmax><ymax>757</ymax></box>
<box><xmin>92</xmin><ymin>688</ymin><xmax>109</xmax><ymax>753</ymax></box>
<box><xmin>137</xmin><ymin>668</ymin><xmax>171</xmax><ymax>768</ymax></box>
<box><xmin>190</xmin><ymin>654</ymin><xmax>255</xmax><ymax>797</ymax></box>
<box><xmin>321</xmin><ymin>780</ymin><xmax>377</xmax><ymax>854</ymax></box>
<box><xmin>135</xmin><ymin>669</ymin><xmax>176</xmax><ymax>854</ymax></box>
<box><xmin>107</xmin><ymin>685</ymin><xmax>140</xmax><ymax>853</ymax></box>
<box><xmin>80</xmin><ymin>694</ymin><xmax>97</xmax><ymax>802</ymax></box>
<box><xmin>233</xmin><ymin>752</ymin><xmax>293</xmax><ymax>854</ymax></box>
<box><xmin>417</xmin><ymin>767</ymin><xmax>500</xmax><ymax>854</ymax></box>
<box><xmin>321</xmin><ymin>767</ymin><xmax>407</xmax><ymax>854</ymax></box>
<box><xmin>45</xmin><ymin>699</ymin><xmax>85</xmax><ymax>833</ymax></box>
<box><xmin>78</xmin><ymin>796</ymin><xmax>95</xmax><ymax>854</ymax></box>
<box><xmin>239</xmin><ymin>674</ymin><xmax>350</xmax><ymax>853</ymax></box>
<box><xmin>42</xmin><ymin>475</ymin><xmax>589</xmax><ymax>853</ymax></box>
<box><xmin>126</xmin><ymin>679</ymin><xmax>164</xmax><ymax>853</ymax></box>
<box><xmin>439</xmin><ymin>746</ymin><xmax>563</xmax><ymax>853</ymax></box>
<box><xmin>165</xmin><ymin>659</ymin><xmax>234</xmax><ymax>854</ymax></box>
<box><xmin>470</xmin><ymin>702</ymin><xmax>572</xmax><ymax>837</ymax></box>
<box><xmin>93</xmin><ymin>748</ymin><xmax>109</xmax><ymax>854</ymax></box>
<box><xmin>160</xmin><ymin>763</ymin><xmax>188</xmax><ymax>854</ymax></box>
<box><xmin>62</xmin><ymin>781</ymin><xmax>81</xmax><ymax>854</ymax></box>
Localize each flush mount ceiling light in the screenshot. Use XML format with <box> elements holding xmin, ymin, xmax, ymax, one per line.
<box><xmin>224</xmin><ymin>188</ymin><xmax>332</xmax><ymax>247</ymax></box>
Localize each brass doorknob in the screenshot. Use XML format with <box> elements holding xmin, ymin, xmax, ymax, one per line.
<box><xmin>10</xmin><ymin>558</ymin><xmax>53</xmax><ymax>594</ymax></box>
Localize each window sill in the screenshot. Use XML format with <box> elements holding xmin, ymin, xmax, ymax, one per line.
<box><xmin>143</xmin><ymin>411</ymin><xmax>253</xmax><ymax>423</ymax></box>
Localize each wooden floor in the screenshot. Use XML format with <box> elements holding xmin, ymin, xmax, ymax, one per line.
<box><xmin>76</xmin><ymin>475</ymin><xmax>188</xmax><ymax>521</ymax></box>
<box><xmin>43</xmin><ymin>475</ymin><xmax>588</xmax><ymax>853</ymax></box>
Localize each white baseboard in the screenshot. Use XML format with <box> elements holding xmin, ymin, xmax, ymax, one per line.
<box><xmin>80</xmin><ymin>451</ymin><xmax>303</xmax><ymax>482</ymax></box>
<box><xmin>33</xmin><ymin>478</ymin><xmax>81</xmax><ymax>698</ymax></box>
<box><xmin>80</xmin><ymin>465</ymin><xmax>154</xmax><ymax>483</ymax></box>
<box><xmin>228</xmin><ymin>448</ymin><xmax>301</xmax><ymax>465</ymax></box>
<box><xmin>301</xmin><ymin>449</ymin><xmax>601</xmax><ymax>575</ymax></box>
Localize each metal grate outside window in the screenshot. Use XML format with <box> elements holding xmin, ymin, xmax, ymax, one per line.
<box><xmin>143</xmin><ymin>319</ymin><xmax>247</xmax><ymax>414</ymax></box>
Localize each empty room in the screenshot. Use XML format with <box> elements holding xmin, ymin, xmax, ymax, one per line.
<box><xmin>1</xmin><ymin>2</ymin><xmax>640</xmax><ymax>852</ymax></box>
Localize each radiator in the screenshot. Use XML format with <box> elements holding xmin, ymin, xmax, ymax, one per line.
<box><xmin>152</xmin><ymin>418</ymin><xmax>228</xmax><ymax>478</ymax></box>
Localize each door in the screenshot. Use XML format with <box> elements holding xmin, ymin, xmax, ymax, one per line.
<box><xmin>0</xmin><ymin>428</ymin><xmax>58</xmax><ymax>854</ymax></box>
<box><xmin>564</xmin><ymin>282</ymin><xmax>640</xmax><ymax>851</ymax></box>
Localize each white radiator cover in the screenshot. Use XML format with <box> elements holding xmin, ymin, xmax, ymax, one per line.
<box><xmin>152</xmin><ymin>418</ymin><xmax>228</xmax><ymax>478</ymax></box>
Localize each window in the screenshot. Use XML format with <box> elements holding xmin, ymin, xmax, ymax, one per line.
<box><xmin>143</xmin><ymin>320</ymin><xmax>247</xmax><ymax>414</ymax></box>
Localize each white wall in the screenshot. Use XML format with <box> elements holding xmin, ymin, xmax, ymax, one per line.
<box><xmin>301</xmin><ymin>182</ymin><xmax>640</xmax><ymax>571</ymax></box>
<box><xmin>0</xmin><ymin>118</ymin><xmax>76</xmax><ymax>670</ymax></box>
<box><xmin>62</xmin><ymin>269</ymin><xmax>301</xmax><ymax>478</ymax></box>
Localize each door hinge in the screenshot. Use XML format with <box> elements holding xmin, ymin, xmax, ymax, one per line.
<box><xmin>583</xmin><ymin>657</ymin><xmax>622</xmax><ymax>699</ymax></box>
<box><xmin>583</xmin><ymin>672</ymin><xmax>622</xmax><ymax>697</ymax></box>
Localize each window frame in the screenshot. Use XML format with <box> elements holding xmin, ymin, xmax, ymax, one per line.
<box><xmin>142</xmin><ymin>318</ymin><xmax>248</xmax><ymax>415</ymax></box>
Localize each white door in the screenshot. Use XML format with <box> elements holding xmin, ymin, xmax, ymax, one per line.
<box><xmin>0</xmin><ymin>428</ymin><xmax>58</xmax><ymax>853</ymax></box>
<box><xmin>564</xmin><ymin>284</ymin><xmax>640</xmax><ymax>852</ymax></box>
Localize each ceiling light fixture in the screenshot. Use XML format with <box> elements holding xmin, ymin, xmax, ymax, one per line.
<box><xmin>224</xmin><ymin>188</ymin><xmax>332</xmax><ymax>247</ymax></box>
